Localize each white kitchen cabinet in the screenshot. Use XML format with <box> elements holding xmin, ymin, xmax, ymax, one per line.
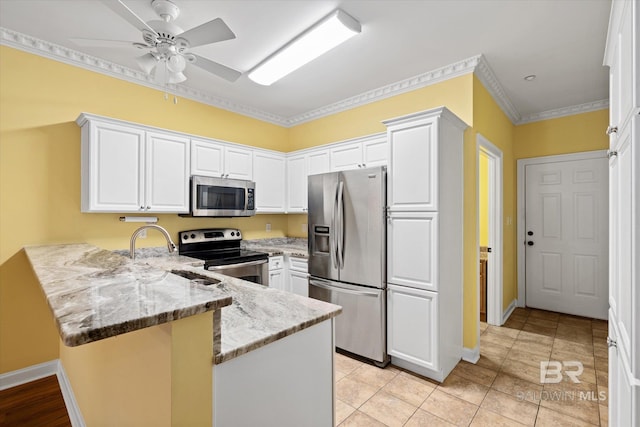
<box><xmin>286</xmin><ymin>154</ymin><xmax>308</xmax><ymax>213</ymax></box>
<box><xmin>191</xmin><ymin>138</ymin><xmax>224</xmax><ymax>177</ymax></box>
<box><xmin>253</xmin><ymin>150</ymin><xmax>286</xmax><ymax>213</ymax></box>
<box><xmin>386</xmin><ymin>115</ymin><xmax>438</xmax><ymax>211</ymax></box>
<box><xmin>78</xmin><ymin>114</ymin><xmax>190</xmax><ymax>213</ymax></box>
<box><xmin>387</xmin><ymin>212</ymin><xmax>438</xmax><ymax>292</ymax></box>
<box><xmin>191</xmin><ymin>139</ymin><xmax>253</xmax><ymax>180</ymax></box>
<box><xmin>383</xmin><ymin>107</ymin><xmax>466</xmax><ymax>382</ymax></box>
<box><xmin>144</xmin><ymin>131</ymin><xmax>191</xmax><ymax>212</ymax></box>
<box><xmin>287</xmin><ymin>256</ymin><xmax>309</xmax><ymax>297</ymax></box>
<box><xmin>307</xmin><ymin>149</ymin><xmax>331</xmax><ymax>176</ymax></box>
<box><xmin>604</xmin><ymin>1</ymin><xmax>640</xmax><ymax>423</ymax></box>
<box><xmin>268</xmin><ymin>256</ymin><xmax>285</xmax><ymax>290</ymax></box>
<box><xmin>330</xmin><ymin>134</ymin><xmax>388</xmax><ymax>171</ymax></box>
<box><xmin>387</xmin><ymin>284</ymin><xmax>438</xmax><ymax>371</ymax></box>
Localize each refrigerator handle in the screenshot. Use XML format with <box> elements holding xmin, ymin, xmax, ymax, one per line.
<box><xmin>337</xmin><ymin>180</ymin><xmax>345</xmax><ymax>269</ymax></box>
<box><xmin>331</xmin><ymin>181</ymin><xmax>339</xmax><ymax>269</ymax></box>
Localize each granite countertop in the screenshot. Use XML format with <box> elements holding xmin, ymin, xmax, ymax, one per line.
<box><xmin>25</xmin><ymin>243</ymin><xmax>341</xmax><ymax>365</ymax></box>
<box><xmin>242</xmin><ymin>237</ymin><xmax>308</xmax><ymax>258</ymax></box>
<box><xmin>24</xmin><ymin>244</ymin><xmax>232</xmax><ymax>347</ymax></box>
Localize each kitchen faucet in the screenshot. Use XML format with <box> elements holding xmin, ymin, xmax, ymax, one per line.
<box><xmin>130</xmin><ymin>224</ymin><xmax>177</xmax><ymax>259</ymax></box>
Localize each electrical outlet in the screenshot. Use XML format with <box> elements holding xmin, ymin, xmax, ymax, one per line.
<box><xmin>138</xmin><ymin>229</ymin><xmax>147</xmax><ymax>238</ymax></box>
<box><xmin>302</xmin><ymin>223</ymin><xmax>307</xmax><ymax>233</ymax></box>
<box><xmin>266</xmin><ymin>223</ymin><xmax>271</xmax><ymax>232</ymax></box>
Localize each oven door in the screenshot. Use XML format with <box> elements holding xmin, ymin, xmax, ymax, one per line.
<box><xmin>191</xmin><ymin>175</ymin><xmax>255</xmax><ymax>217</ymax></box>
<box><xmin>206</xmin><ymin>259</ymin><xmax>268</xmax><ymax>286</ymax></box>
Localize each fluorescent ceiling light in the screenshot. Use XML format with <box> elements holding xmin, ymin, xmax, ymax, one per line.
<box><xmin>248</xmin><ymin>9</ymin><xmax>361</xmax><ymax>86</ymax></box>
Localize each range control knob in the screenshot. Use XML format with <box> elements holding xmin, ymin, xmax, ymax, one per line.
<box><xmin>183</xmin><ymin>235</ymin><xmax>188</xmax><ymax>240</ymax></box>
<box><xmin>230</xmin><ymin>231</ymin><xmax>235</xmax><ymax>236</ymax></box>
<box><xmin>190</xmin><ymin>234</ymin><xmax>196</xmax><ymax>239</ymax></box>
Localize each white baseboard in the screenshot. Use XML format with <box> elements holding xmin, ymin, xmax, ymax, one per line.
<box><xmin>502</xmin><ymin>299</ymin><xmax>517</xmax><ymax>324</ymax></box>
<box><xmin>0</xmin><ymin>360</ymin><xmax>85</xmax><ymax>427</ymax></box>
<box><xmin>462</xmin><ymin>346</ymin><xmax>480</xmax><ymax>364</ymax></box>
<box><xmin>0</xmin><ymin>360</ymin><xmax>59</xmax><ymax>390</ymax></box>
<box><xmin>56</xmin><ymin>362</ymin><xmax>85</xmax><ymax>427</ymax></box>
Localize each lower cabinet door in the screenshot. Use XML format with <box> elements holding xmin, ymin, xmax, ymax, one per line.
<box><xmin>269</xmin><ymin>269</ymin><xmax>284</xmax><ymax>290</ymax></box>
<box><xmin>609</xmin><ymin>312</ymin><xmax>637</xmax><ymax>426</ymax></box>
<box><xmin>289</xmin><ymin>271</ymin><xmax>309</xmax><ymax>297</ymax></box>
<box><xmin>387</xmin><ymin>284</ymin><xmax>438</xmax><ymax>370</ymax></box>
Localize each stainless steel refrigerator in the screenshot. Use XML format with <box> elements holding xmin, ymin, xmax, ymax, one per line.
<box><xmin>308</xmin><ymin>166</ymin><xmax>388</xmax><ymax>366</ymax></box>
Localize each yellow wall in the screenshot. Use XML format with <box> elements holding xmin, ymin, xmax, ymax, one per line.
<box><xmin>472</xmin><ymin>77</ymin><xmax>517</xmax><ymax>318</ymax></box>
<box><xmin>514</xmin><ymin>109</ymin><xmax>609</xmax><ymax>159</ymax></box>
<box><xmin>479</xmin><ymin>153</ymin><xmax>489</xmax><ymax>247</ymax></box>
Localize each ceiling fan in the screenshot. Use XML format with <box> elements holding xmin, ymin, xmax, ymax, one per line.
<box><xmin>71</xmin><ymin>0</ymin><xmax>242</xmax><ymax>84</ymax></box>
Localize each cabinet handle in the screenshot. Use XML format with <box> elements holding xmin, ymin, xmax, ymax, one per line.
<box><xmin>607</xmin><ymin>337</ymin><xmax>617</xmax><ymax>348</ymax></box>
<box><xmin>221</xmin><ymin>173</ymin><xmax>225</xmax><ymax>178</ymax></box>
<box><xmin>607</xmin><ymin>150</ymin><xmax>618</xmax><ymax>159</ymax></box>
<box><xmin>146</xmin><ymin>206</ymin><xmax>150</xmax><ymax>210</ymax></box>
<box><xmin>606</xmin><ymin>126</ymin><xmax>618</xmax><ymax>135</ymax></box>
<box><xmin>140</xmin><ymin>206</ymin><xmax>144</xmax><ymax>210</ymax></box>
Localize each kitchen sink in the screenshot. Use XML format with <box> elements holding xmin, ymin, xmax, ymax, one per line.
<box><xmin>171</xmin><ymin>269</ymin><xmax>221</xmax><ymax>286</ymax></box>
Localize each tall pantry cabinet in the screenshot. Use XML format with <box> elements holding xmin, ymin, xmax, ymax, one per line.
<box><xmin>604</xmin><ymin>0</ymin><xmax>640</xmax><ymax>424</ymax></box>
<box><xmin>383</xmin><ymin>107</ymin><xmax>467</xmax><ymax>382</ymax></box>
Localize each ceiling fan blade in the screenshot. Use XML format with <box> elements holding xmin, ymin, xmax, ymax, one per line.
<box><xmin>99</xmin><ymin>0</ymin><xmax>158</xmax><ymax>36</ymax></box>
<box><xmin>70</xmin><ymin>38</ymin><xmax>143</xmax><ymax>49</ymax></box>
<box><xmin>191</xmin><ymin>54</ymin><xmax>241</xmax><ymax>82</ymax></box>
<box><xmin>178</xmin><ymin>18</ymin><xmax>235</xmax><ymax>48</ymax></box>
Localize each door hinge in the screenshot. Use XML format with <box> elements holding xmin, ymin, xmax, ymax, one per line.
<box><xmin>606</xmin><ymin>126</ymin><xmax>618</xmax><ymax>135</ymax></box>
<box><xmin>607</xmin><ymin>337</ymin><xmax>617</xmax><ymax>348</ymax></box>
<box><xmin>607</xmin><ymin>150</ymin><xmax>618</xmax><ymax>159</ymax></box>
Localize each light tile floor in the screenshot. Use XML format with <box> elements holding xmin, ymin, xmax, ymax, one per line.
<box><xmin>335</xmin><ymin>307</ymin><xmax>608</xmax><ymax>426</ymax></box>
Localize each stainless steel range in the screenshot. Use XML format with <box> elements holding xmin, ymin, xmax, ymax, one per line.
<box><xmin>178</xmin><ymin>228</ymin><xmax>269</xmax><ymax>286</ymax></box>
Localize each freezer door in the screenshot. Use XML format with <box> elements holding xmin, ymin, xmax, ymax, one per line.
<box><xmin>309</xmin><ymin>277</ymin><xmax>387</xmax><ymax>364</ymax></box>
<box><xmin>308</xmin><ymin>172</ymin><xmax>340</xmax><ymax>281</ymax></box>
<box><xmin>338</xmin><ymin>167</ymin><xmax>386</xmax><ymax>288</ymax></box>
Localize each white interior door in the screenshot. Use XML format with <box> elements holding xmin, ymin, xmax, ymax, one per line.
<box><xmin>524</xmin><ymin>156</ymin><xmax>608</xmax><ymax>319</ymax></box>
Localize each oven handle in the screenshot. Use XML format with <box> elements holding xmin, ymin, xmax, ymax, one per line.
<box><xmin>206</xmin><ymin>259</ymin><xmax>267</xmax><ymax>270</ymax></box>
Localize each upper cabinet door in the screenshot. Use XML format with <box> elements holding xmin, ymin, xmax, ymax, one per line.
<box><xmin>145</xmin><ymin>131</ymin><xmax>190</xmax><ymax>213</ymax></box>
<box><xmin>82</xmin><ymin>120</ymin><xmax>145</xmax><ymax>212</ymax></box>
<box><xmin>330</xmin><ymin>142</ymin><xmax>363</xmax><ymax>171</ymax></box>
<box><xmin>308</xmin><ymin>150</ymin><xmax>331</xmax><ymax>176</ymax></box>
<box><xmin>191</xmin><ymin>139</ymin><xmax>224</xmax><ymax>177</ymax></box>
<box><xmin>224</xmin><ymin>146</ymin><xmax>253</xmax><ymax>180</ymax></box>
<box><xmin>253</xmin><ymin>150</ymin><xmax>286</xmax><ymax>213</ymax></box>
<box><xmin>363</xmin><ymin>136</ymin><xmax>388</xmax><ymax>167</ymax></box>
<box><xmin>387</xmin><ymin>118</ymin><xmax>438</xmax><ymax>211</ymax></box>
<box><xmin>286</xmin><ymin>155</ymin><xmax>307</xmax><ymax>212</ymax></box>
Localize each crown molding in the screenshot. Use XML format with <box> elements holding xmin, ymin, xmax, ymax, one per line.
<box><xmin>1</xmin><ymin>27</ymin><xmax>607</xmax><ymax>128</ymax></box>
<box><xmin>284</xmin><ymin>55</ymin><xmax>482</xmax><ymax>126</ymax></box>
<box><xmin>473</xmin><ymin>55</ymin><xmax>522</xmax><ymax>123</ymax></box>
<box><xmin>516</xmin><ymin>99</ymin><xmax>610</xmax><ymax>124</ymax></box>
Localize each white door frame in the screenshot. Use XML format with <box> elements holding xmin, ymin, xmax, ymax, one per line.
<box><xmin>516</xmin><ymin>150</ymin><xmax>608</xmax><ymax>308</ymax></box>
<box><xmin>477</xmin><ymin>134</ymin><xmax>503</xmax><ymax>327</ymax></box>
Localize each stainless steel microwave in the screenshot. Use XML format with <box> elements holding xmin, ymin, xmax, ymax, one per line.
<box><xmin>187</xmin><ymin>175</ymin><xmax>256</xmax><ymax>217</ymax></box>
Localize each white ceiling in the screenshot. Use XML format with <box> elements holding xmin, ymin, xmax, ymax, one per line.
<box><xmin>0</xmin><ymin>0</ymin><xmax>611</xmax><ymax>126</ymax></box>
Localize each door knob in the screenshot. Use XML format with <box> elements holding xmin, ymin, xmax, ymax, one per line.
<box><xmin>527</xmin><ymin>241</ymin><xmax>534</xmax><ymax>246</ymax></box>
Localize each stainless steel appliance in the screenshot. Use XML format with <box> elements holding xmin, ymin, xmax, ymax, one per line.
<box><xmin>184</xmin><ymin>175</ymin><xmax>256</xmax><ymax>217</ymax></box>
<box><xmin>178</xmin><ymin>228</ymin><xmax>268</xmax><ymax>285</ymax></box>
<box><xmin>307</xmin><ymin>166</ymin><xmax>388</xmax><ymax>366</ymax></box>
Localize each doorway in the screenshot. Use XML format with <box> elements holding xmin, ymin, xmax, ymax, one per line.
<box><xmin>517</xmin><ymin>151</ymin><xmax>609</xmax><ymax>319</ymax></box>
<box><xmin>477</xmin><ymin>134</ymin><xmax>503</xmax><ymax>330</ymax></box>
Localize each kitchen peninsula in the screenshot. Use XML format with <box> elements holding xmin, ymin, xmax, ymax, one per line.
<box><xmin>23</xmin><ymin>243</ymin><xmax>340</xmax><ymax>426</ymax></box>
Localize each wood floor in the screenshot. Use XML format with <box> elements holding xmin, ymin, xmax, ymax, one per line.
<box><xmin>0</xmin><ymin>375</ymin><xmax>71</xmax><ymax>427</ymax></box>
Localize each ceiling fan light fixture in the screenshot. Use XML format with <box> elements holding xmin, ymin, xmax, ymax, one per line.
<box><xmin>167</xmin><ymin>54</ymin><xmax>186</xmax><ymax>73</ymax></box>
<box><xmin>136</xmin><ymin>52</ymin><xmax>158</xmax><ymax>74</ymax></box>
<box><xmin>168</xmin><ymin>71</ymin><xmax>187</xmax><ymax>84</ymax></box>
<box><xmin>248</xmin><ymin>9</ymin><xmax>361</xmax><ymax>86</ymax></box>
